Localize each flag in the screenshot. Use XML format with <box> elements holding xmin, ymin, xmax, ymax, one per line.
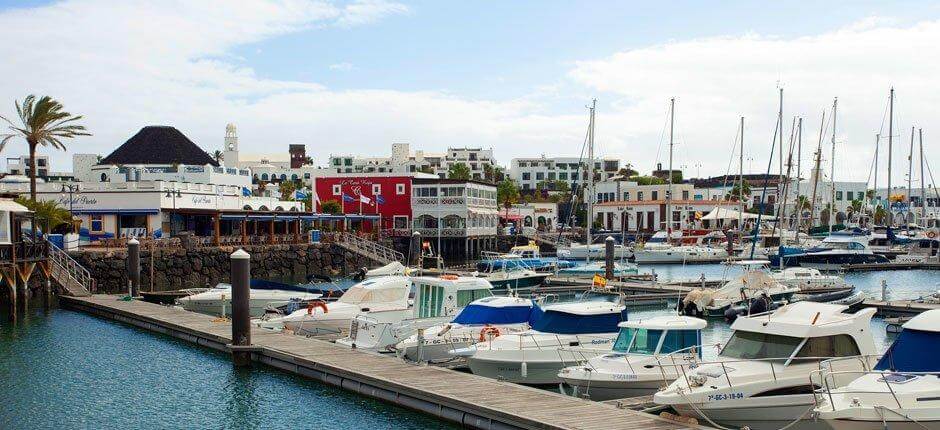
<box><xmin>376</xmin><ymin>195</ymin><xmax>386</xmax><ymax>205</ymax></box>
<box><xmin>294</xmin><ymin>189</ymin><xmax>308</xmax><ymax>200</ymax></box>
<box><xmin>592</xmin><ymin>274</ymin><xmax>607</xmax><ymax>287</ymax></box>
<box><xmin>359</xmin><ymin>194</ymin><xmax>372</xmax><ymax>205</ymax></box>
<box><xmin>241</xmin><ymin>187</ymin><xmax>252</xmax><ymax>197</ymax></box>
<box><xmin>342</xmin><ymin>194</ymin><xmax>355</xmax><ymax>202</ymax></box>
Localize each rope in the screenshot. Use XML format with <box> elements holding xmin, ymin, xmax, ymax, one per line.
<box><xmin>673</xmin><ymin>386</ymin><xmax>816</xmax><ymax>430</ymax></box>
<box><xmin>874</xmin><ymin>405</ymin><xmax>932</xmax><ymax>430</ymax></box>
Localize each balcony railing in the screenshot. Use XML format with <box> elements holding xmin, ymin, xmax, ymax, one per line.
<box><xmin>0</xmin><ymin>241</ymin><xmax>48</xmax><ymax>262</ymax></box>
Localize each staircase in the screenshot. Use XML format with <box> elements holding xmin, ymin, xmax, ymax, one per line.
<box><xmin>331</xmin><ymin>232</ymin><xmax>404</xmax><ymax>265</ymax></box>
<box><xmin>47</xmin><ymin>241</ymin><xmax>94</xmax><ymax>297</ymax></box>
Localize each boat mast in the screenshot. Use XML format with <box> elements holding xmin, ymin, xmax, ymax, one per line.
<box><xmin>667</xmin><ymin>97</ymin><xmax>675</xmax><ymax>241</ymax></box>
<box><xmin>829</xmin><ymin>97</ymin><xmax>837</xmax><ymax>234</ymax></box>
<box><xmin>908</xmin><ymin>126</ymin><xmax>915</xmax><ymax>233</ymax></box>
<box><xmin>809</xmin><ymin>110</ymin><xmax>826</xmax><ymax>230</ymax></box>
<box><xmin>873</xmin><ymin>133</ymin><xmax>879</xmax><ymax>226</ymax></box>
<box><xmin>778</xmin><ymin>88</ymin><xmax>784</xmax><ymax>200</ymax></box>
<box><xmin>585</xmin><ymin>99</ymin><xmax>596</xmax><ymax>254</ymax></box>
<box><xmin>887</xmin><ymin>87</ymin><xmax>895</xmax><ymax>227</ymax></box>
<box><xmin>795</xmin><ymin>117</ymin><xmax>802</xmax><ymax>244</ymax></box>
<box><xmin>920</xmin><ymin>128</ymin><xmax>926</xmax><ymax>226</ymax></box>
<box><xmin>738</xmin><ymin>116</ymin><xmax>744</xmax><ymax>232</ymax></box>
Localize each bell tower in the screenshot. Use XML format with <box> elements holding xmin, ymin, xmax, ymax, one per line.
<box><xmin>223</xmin><ymin>123</ymin><xmax>239</xmax><ymax>167</ymax></box>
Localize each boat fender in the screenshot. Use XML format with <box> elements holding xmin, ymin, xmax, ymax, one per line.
<box><xmin>478</xmin><ymin>325</ymin><xmax>501</xmax><ymax>342</ymax></box>
<box><xmin>520</xmin><ymin>361</ymin><xmax>528</xmax><ymax>378</ymax></box>
<box><xmin>307</xmin><ymin>301</ymin><xmax>328</xmax><ymax>315</ymax></box>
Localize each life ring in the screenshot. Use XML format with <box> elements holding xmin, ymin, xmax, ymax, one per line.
<box><xmin>927</xmin><ymin>231</ymin><xmax>938</xmax><ymax>239</ymax></box>
<box><xmin>307</xmin><ymin>301</ymin><xmax>328</xmax><ymax>315</ymax></box>
<box><xmin>479</xmin><ymin>325</ymin><xmax>501</xmax><ymax>342</ymax></box>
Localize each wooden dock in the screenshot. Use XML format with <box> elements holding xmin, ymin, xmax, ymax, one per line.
<box><xmin>842</xmin><ymin>262</ymin><xmax>940</xmax><ymax>272</ymax></box>
<box><xmin>859</xmin><ymin>299</ymin><xmax>940</xmax><ymax>317</ymax></box>
<box><xmin>60</xmin><ymin>295</ymin><xmax>699</xmax><ymax>430</ymax></box>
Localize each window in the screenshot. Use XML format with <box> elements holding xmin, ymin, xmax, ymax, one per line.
<box><xmin>623</xmin><ymin>192</ymin><xmax>630</xmax><ymax>201</ymax></box>
<box><xmin>517</xmin><ymin>162</ymin><xmax>527</xmax><ymax>167</ymax></box>
<box><xmin>652</xmin><ymin>191</ymin><xmax>659</xmax><ymax>200</ymax></box>
<box><xmin>372</xmin><ymin>184</ymin><xmax>381</xmax><ymax>195</ymax></box>
<box><xmin>456</xmin><ymin>288</ymin><xmax>493</xmax><ymax>307</ymax></box>
<box><xmin>396</xmin><ymin>183</ymin><xmax>405</xmax><ymax>195</ymax></box>
<box><xmin>720</xmin><ymin>331</ymin><xmax>802</xmax><ymax>361</ymax></box>
<box><xmin>91</xmin><ymin>215</ymin><xmax>104</xmax><ymax>233</ymax></box>
<box><xmin>836</xmin><ymin>191</ymin><xmax>843</xmax><ymax>201</ymax></box>
<box><xmin>522</xmin><ymin>172</ymin><xmax>531</xmax><ymax>180</ymax></box>
<box><xmin>332</xmin><ymin>184</ymin><xmax>341</xmax><ymax>195</ymax></box>
<box><xmin>614</xmin><ymin>328</ymin><xmax>663</xmax><ymax>354</ymax></box>
<box><xmin>303</xmin><ymin>173</ymin><xmax>311</xmax><ymax>179</ymax></box>
<box><xmin>682</xmin><ymin>190</ymin><xmax>689</xmax><ymax>200</ymax></box>
<box><xmin>846</xmin><ymin>191</ymin><xmax>854</xmax><ymax>201</ymax></box>
<box><xmin>548</xmin><ymin>172</ymin><xmax>556</xmax><ymax>180</ymax></box>
<box><xmin>559</xmin><ymin>172</ymin><xmax>568</xmax><ymax>180</ymax></box>
<box><xmin>535</xmin><ymin>172</ymin><xmax>544</xmax><ymax>180</ymax></box>
<box><xmin>393</xmin><ymin>216</ymin><xmax>408</xmax><ymax>229</ymax></box>
<box><xmin>794</xmin><ymin>335</ymin><xmax>860</xmax><ymax>360</ymax></box>
<box><xmin>637</xmin><ymin>191</ymin><xmax>644</xmax><ymax>201</ymax></box>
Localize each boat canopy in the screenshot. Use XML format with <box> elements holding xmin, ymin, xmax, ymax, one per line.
<box><xmin>701</xmin><ymin>207</ymin><xmax>775</xmax><ymax>221</ymax></box>
<box><xmin>338</xmin><ymin>277</ymin><xmax>409</xmax><ymax>305</ymax></box>
<box><xmin>875</xmin><ymin>310</ymin><xmax>940</xmax><ymax>372</ymax></box>
<box><xmin>451</xmin><ymin>297</ymin><xmax>533</xmax><ymax>325</ymax></box>
<box><xmin>528</xmin><ymin>303</ymin><xmax>627</xmax><ymax>334</ymax></box>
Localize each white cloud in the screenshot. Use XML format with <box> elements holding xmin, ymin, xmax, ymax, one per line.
<box><xmin>328</xmin><ymin>62</ymin><xmax>355</xmax><ymax>71</ymax></box>
<box><xmin>568</xmin><ymin>18</ymin><xmax>940</xmax><ymax>182</ymax></box>
<box><xmin>336</xmin><ymin>0</ymin><xmax>408</xmax><ymax>27</ymax></box>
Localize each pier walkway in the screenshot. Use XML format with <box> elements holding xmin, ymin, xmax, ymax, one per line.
<box><xmin>61</xmin><ymin>295</ymin><xmax>697</xmax><ymax>430</ymax></box>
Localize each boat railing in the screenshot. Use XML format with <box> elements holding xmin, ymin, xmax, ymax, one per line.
<box><xmin>671</xmin><ymin>354</ymin><xmax>873</xmax><ymax>391</ymax></box>
<box><xmin>809</xmin><ymin>367</ymin><xmax>937</xmax><ymax>412</ymax></box>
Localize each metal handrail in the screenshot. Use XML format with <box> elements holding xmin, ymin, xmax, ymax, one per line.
<box><xmin>333</xmin><ymin>231</ymin><xmax>404</xmax><ymax>264</ymax></box>
<box><xmin>811</xmin><ymin>368</ymin><xmax>936</xmax><ymax>412</ymax></box>
<box><xmin>47</xmin><ymin>240</ymin><xmax>95</xmax><ymax>293</ymax></box>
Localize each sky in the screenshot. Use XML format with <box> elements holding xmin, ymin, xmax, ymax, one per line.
<box><xmin>2</xmin><ymin>0</ymin><xmax>940</xmax><ymax>186</ymax></box>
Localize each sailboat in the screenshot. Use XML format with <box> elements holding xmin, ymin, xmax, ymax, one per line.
<box><xmin>633</xmin><ymin>98</ymin><xmax>729</xmax><ymax>264</ymax></box>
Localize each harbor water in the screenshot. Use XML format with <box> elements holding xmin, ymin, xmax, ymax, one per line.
<box><xmin>0</xmin><ymin>307</ymin><xmax>455</xmax><ymax>429</ymax></box>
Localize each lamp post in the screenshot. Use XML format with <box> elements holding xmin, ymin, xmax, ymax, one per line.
<box><xmin>166</xmin><ymin>186</ymin><xmax>182</xmax><ymax>235</ymax></box>
<box><xmin>60</xmin><ymin>184</ymin><xmax>79</xmax><ymax>233</ymax></box>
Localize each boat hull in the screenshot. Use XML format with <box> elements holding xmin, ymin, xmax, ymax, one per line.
<box><xmin>560</xmin><ymin>378</ymin><xmax>666</xmax><ymax>401</ymax></box>
<box><xmin>487</xmin><ymin>274</ymin><xmax>549</xmax><ymax>289</ymax></box>
<box><xmin>672</xmin><ymin>398</ymin><xmax>820</xmax><ymax>430</ymax></box>
<box><xmin>467</xmin><ymin>349</ymin><xmax>608</xmax><ymax>385</ymax></box>
<box><xmin>816</xmin><ymin>418</ymin><xmax>940</xmax><ymax>430</ymax></box>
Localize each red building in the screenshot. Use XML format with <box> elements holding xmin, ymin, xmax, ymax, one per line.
<box><xmin>314</xmin><ymin>175</ymin><xmax>412</xmax><ymax>233</ymax></box>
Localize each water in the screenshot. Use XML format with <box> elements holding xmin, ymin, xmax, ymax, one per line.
<box><xmin>0</xmin><ymin>308</ymin><xmax>455</xmax><ymax>430</ymax></box>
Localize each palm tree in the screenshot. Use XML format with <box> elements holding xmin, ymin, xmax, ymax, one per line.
<box><xmin>212</xmin><ymin>150</ymin><xmax>224</xmax><ymax>164</ymax></box>
<box><xmin>1</xmin><ymin>95</ymin><xmax>90</xmax><ymax>201</ymax></box>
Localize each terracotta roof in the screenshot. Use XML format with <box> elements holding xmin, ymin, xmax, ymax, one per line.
<box><xmin>100</xmin><ymin>126</ymin><xmax>218</xmax><ymax>167</ymax></box>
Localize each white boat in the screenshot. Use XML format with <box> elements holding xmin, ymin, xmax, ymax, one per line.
<box><xmin>680</xmin><ymin>268</ymin><xmax>799</xmax><ymax>318</ymax></box>
<box><xmin>558</xmin><ymin>315</ymin><xmax>706</xmax><ymax>401</ymax></box>
<box><xmin>459</xmin><ymin>294</ymin><xmax>628</xmax><ymax>385</ymax></box>
<box><xmin>634</xmin><ymin>231</ymin><xmax>729</xmax><ymax>264</ymax></box>
<box><xmin>771</xmin><ymin>266</ymin><xmax>851</xmax><ymax>291</ymax></box>
<box><xmin>653</xmin><ymin>302</ymin><xmax>879</xmax><ymax>430</ymax></box>
<box><xmin>780</xmin><ymin>230</ymin><xmax>889</xmax><ymax>270</ymax></box>
<box><xmin>363</xmin><ymin>261</ymin><xmax>412</xmax><ymax>278</ymax></box>
<box><xmin>556</xmin><ymin>261</ymin><xmax>638</xmax><ymax>278</ymax></box>
<box><xmin>335</xmin><ymin>275</ymin><xmax>494</xmax><ymax>352</ymax></box>
<box><xmin>395</xmin><ymin>296</ymin><xmax>534</xmax><ymax>363</ymax></box>
<box><xmin>178</xmin><ymin>283</ymin><xmax>321</xmax><ymax>318</ymax></box>
<box><xmin>261</xmin><ymin>276</ymin><xmax>411</xmax><ymax>335</ymax></box>
<box><xmin>557</xmin><ymin>242</ymin><xmax>633</xmax><ymax>260</ymax></box>
<box><xmin>812</xmin><ymin>309</ymin><xmax>940</xmax><ymax>430</ymax></box>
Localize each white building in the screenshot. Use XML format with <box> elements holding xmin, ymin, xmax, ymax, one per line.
<box><xmin>508</xmin><ymin>156</ymin><xmax>621</xmax><ymax>191</ymax></box>
<box><xmin>594</xmin><ymin>180</ymin><xmax>697</xmax><ymax>204</ymax></box>
<box><xmin>411</xmin><ymin>178</ymin><xmax>498</xmax><ymax>258</ymax></box>
<box><xmin>330</xmin><ymin>143</ymin><xmax>496</xmax><ymax>180</ymax></box>
<box><xmin>502</xmin><ymin>202</ymin><xmax>558</xmax><ymax>231</ymax></box>
<box><xmin>4</xmin><ymin>154</ymin><xmax>72</xmax><ymax>180</ymax></box>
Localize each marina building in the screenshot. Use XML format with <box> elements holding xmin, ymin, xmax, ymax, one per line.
<box><xmin>508</xmin><ymin>156</ymin><xmax>620</xmax><ymax>191</ymax></box>
<box><xmin>594</xmin><ymin>199</ymin><xmax>743</xmax><ymax>233</ymax></box>
<box><xmin>501</xmin><ymin>202</ymin><xmax>559</xmax><ymax>231</ymax></box>
<box><xmin>313</xmin><ymin>174</ymin><xmax>413</xmax><ymax>234</ymax></box>
<box><xmin>4</xmin><ymin>154</ymin><xmax>73</xmax><ymax>181</ymax></box>
<box><xmin>411</xmin><ymin>178</ymin><xmax>498</xmax><ymax>257</ymax></box>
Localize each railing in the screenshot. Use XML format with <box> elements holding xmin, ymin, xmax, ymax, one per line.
<box><xmin>47</xmin><ymin>240</ymin><xmax>95</xmax><ymax>295</ymax></box>
<box><xmin>0</xmin><ymin>240</ymin><xmax>48</xmax><ymax>262</ymax></box>
<box><xmin>523</xmin><ymin>230</ymin><xmax>574</xmax><ymax>248</ymax></box>
<box><xmin>330</xmin><ymin>231</ymin><xmax>404</xmax><ymax>265</ymax></box>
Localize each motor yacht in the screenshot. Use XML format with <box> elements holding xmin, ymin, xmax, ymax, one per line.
<box><xmin>558</xmin><ymin>315</ymin><xmax>706</xmax><ymax>401</ymax></box>
<box><xmin>260</xmin><ymin>276</ymin><xmax>411</xmax><ymax>335</ymax></box>
<box><xmin>812</xmin><ymin>309</ymin><xmax>940</xmax><ymax>430</ymax></box>
<box><xmin>653</xmin><ymin>302</ymin><xmax>879</xmax><ymax>430</ymax></box>
<box><xmin>634</xmin><ymin>231</ymin><xmax>729</xmax><ymax>264</ymax></box>
<box><xmin>335</xmin><ymin>275</ymin><xmax>494</xmax><ymax>352</ymax></box>
<box><xmin>478</xmin><ymin>241</ymin><xmax>575</xmax><ymax>272</ymax></box>
<box><xmin>556</xmin><ymin>261</ymin><xmax>639</xmax><ymax>278</ymax></box>
<box><xmin>458</xmin><ymin>292</ymin><xmax>628</xmax><ymax>385</ymax></box>
<box><xmin>473</xmin><ymin>264</ymin><xmax>550</xmax><ymax>290</ymax></box>
<box><xmin>780</xmin><ymin>229</ymin><xmax>889</xmax><ymax>270</ymax></box>
<box><xmin>557</xmin><ymin>242</ymin><xmax>633</xmax><ymax>261</ymax></box>
<box><xmin>395</xmin><ymin>296</ymin><xmax>534</xmax><ymax>363</ymax></box>
<box><xmin>178</xmin><ymin>283</ymin><xmax>321</xmax><ymax>318</ymax></box>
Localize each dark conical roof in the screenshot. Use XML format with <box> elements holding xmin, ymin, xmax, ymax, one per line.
<box><xmin>99</xmin><ymin>126</ymin><xmax>218</xmax><ymax>166</ymax></box>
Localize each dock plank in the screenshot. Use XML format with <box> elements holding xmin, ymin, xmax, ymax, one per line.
<box><xmin>61</xmin><ymin>295</ymin><xmax>699</xmax><ymax>430</ymax></box>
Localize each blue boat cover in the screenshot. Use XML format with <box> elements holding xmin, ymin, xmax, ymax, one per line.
<box><xmin>875</xmin><ymin>329</ymin><xmax>940</xmax><ymax>372</ymax></box>
<box><xmin>528</xmin><ymin>306</ymin><xmax>627</xmax><ymax>334</ymax></box>
<box><xmin>451</xmin><ymin>304</ymin><xmax>533</xmax><ymax>325</ymax></box>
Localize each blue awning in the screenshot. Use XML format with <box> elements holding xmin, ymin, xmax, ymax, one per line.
<box><xmin>528</xmin><ymin>306</ymin><xmax>627</xmax><ymax>334</ymax></box>
<box><xmin>452</xmin><ymin>304</ymin><xmax>533</xmax><ymax>325</ymax></box>
<box><xmin>875</xmin><ymin>329</ymin><xmax>940</xmax><ymax>372</ymax></box>
<box><xmin>73</xmin><ymin>209</ymin><xmax>160</xmax><ymax>215</ymax></box>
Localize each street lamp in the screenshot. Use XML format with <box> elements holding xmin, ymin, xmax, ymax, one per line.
<box><xmin>166</xmin><ymin>186</ymin><xmax>182</xmax><ymax>235</ymax></box>
<box><xmin>60</xmin><ymin>184</ymin><xmax>79</xmax><ymax>233</ymax></box>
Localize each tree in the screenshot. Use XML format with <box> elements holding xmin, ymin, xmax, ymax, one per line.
<box><xmin>321</xmin><ymin>199</ymin><xmax>342</xmax><ymax>214</ymax></box>
<box><xmin>15</xmin><ymin>197</ymin><xmax>72</xmax><ymax>233</ymax></box>
<box><xmin>874</xmin><ymin>206</ymin><xmax>888</xmax><ymax>224</ymax></box>
<box><xmin>725</xmin><ymin>182</ymin><xmax>751</xmax><ymax>201</ymax></box>
<box><xmin>303</xmin><ymin>156</ymin><xmax>314</xmax><ymax>166</ymax></box>
<box><xmin>629</xmin><ymin>175</ymin><xmax>666</xmax><ymax>185</ymax></box>
<box><xmin>278</xmin><ymin>180</ymin><xmax>297</xmax><ymax>200</ymax></box>
<box><xmin>497</xmin><ymin>179</ymin><xmax>519</xmax><ymax>209</ymax></box>
<box><xmin>617</xmin><ymin>165</ymin><xmax>638</xmax><ymax>177</ymax></box>
<box><xmin>448</xmin><ymin>162</ymin><xmax>471</xmax><ymax>180</ymax></box>
<box><xmin>212</xmin><ymin>150</ymin><xmax>224</xmax><ymax>164</ymax></box>
<box><xmin>670</xmin><ymin>171</ymin><xmax>683</xmax><ymax>183</ymax></box>
<box><xmin>865</xmin><ymin>189</ymin><xmax>876</xmax><ymax>201</ymax></box>
<box><xmin>418</xmin><ymin>165</ymin><xmax>434</xmax><ymax>174</ymax></box>
<box><xmin>1</xmin><ymin>95</ymin><xmax>90</xmax><ymax>201</ymax></box>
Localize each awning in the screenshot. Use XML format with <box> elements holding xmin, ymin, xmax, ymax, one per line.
<box><xmin>0</xmin><ymin>199</ymin><xmax>30</xmax><ymax>213</ymax></box>
<box><xmin>73</xmin><ymin>209</ymin><xmax>160</xmax><ymax>215</ymax></box>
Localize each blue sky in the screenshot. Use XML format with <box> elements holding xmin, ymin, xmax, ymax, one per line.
<box><xmin>2</xmin><ymin>0</ymin><xmax>940</xmax><ymax>184</ymax></box>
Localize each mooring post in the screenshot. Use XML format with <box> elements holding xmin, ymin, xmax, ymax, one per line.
<box><xmin>411</xmin><ymin>231</ymin><xmax>421</xmax><ymax>267</ymax></box>
<box><xmin>127</xmin><ymin>238</ymin><xmax>140</xmax><ymax>297</ymax></box>
<box><xmin>230</xmin><ymin>248</ymin><xmax>252</xmax><ymax>366</ymax></box>
<box><xmin>605</xmin><ymin>236</ymin><xmax>615</xmax><ymax>280</ymax></box>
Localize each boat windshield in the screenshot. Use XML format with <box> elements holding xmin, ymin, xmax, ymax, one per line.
<box><xmin>339</xmin><ymin>284</ymin><xmax>407</xmax><ymax>304</ymax></box>
<box><xmin>613</xmin><ymin>328</ymin><xmax>701</xmax><ymax>355</ymax></box>
<box><xmin>720</xmin><ymin>330</ymin><xmax>803</xmax><ymax>361</ymax></box>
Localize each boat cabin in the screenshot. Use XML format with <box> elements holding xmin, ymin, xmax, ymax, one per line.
<box><xmin>875</xmin><ymin>309</ymin><xmax>940</xmax><ymax>372</ymax></box>
<box><xmin>450</xmin><ymin>296</ymin><xmax>533</xmax><ymax>325</ymax></box>
<box><xmin>612</xmin><ymin>315</ymin><xmax>705</xmax><ymax>357</ymax></box>
<box><xmin>412</xmin><ymin>276</ymin><xmax>493</xmax><ymax>319</ymax></box>
<box><xmin>528</xmin><ymin>301</ymin><xmax>628</xmax><ymax>334</ymax></box>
